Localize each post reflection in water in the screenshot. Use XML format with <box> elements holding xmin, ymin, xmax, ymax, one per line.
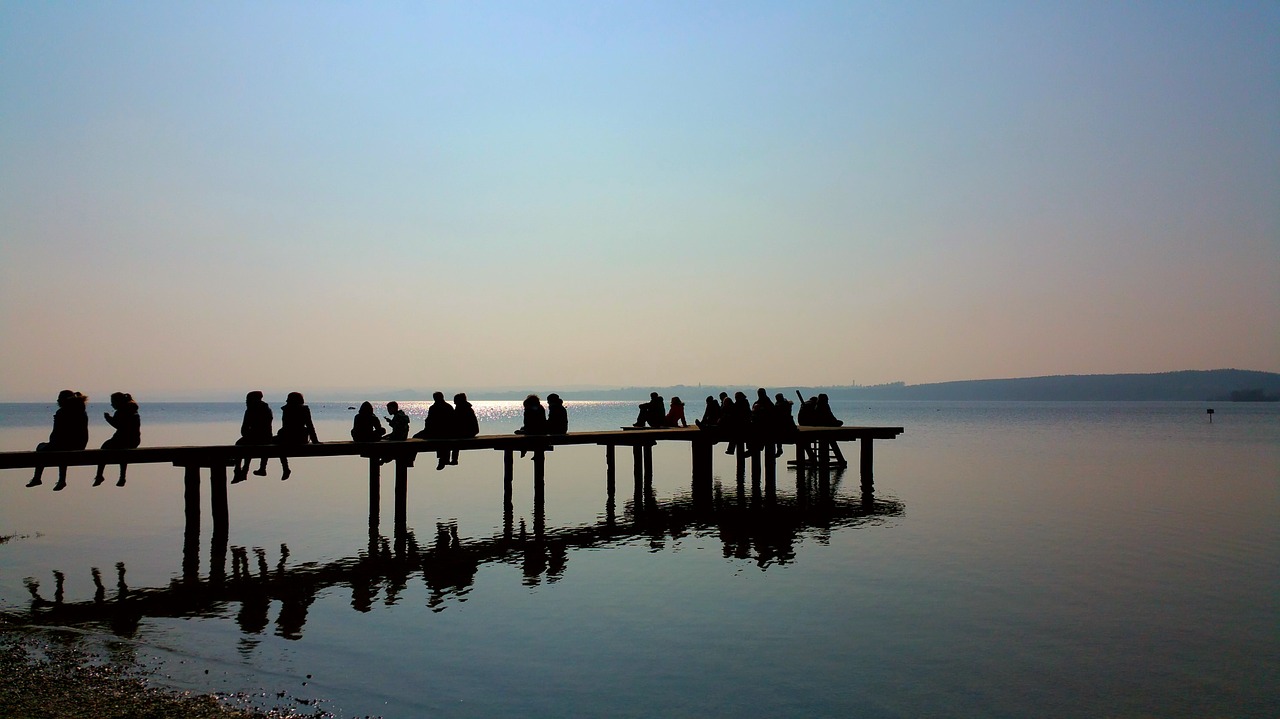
<box><xmin>10</xmin><ymin>457</ymin><xmax>901</xmax><ymax>641</ymax></box>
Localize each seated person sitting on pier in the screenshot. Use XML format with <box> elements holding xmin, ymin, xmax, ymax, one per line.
<box><xmin>351</xmin><ymin>401</ymin><xmax>386</xmax><ymax>442</ymax></box>
<box><xmin>665</xmin><ymin>396</ymin><xmax>688</xmax><ymax>427</ymax></box>
<box><xmin>448</xmin><ymin>393</ymin><xmax>479</xmax><ymax>466</ymax></box>
<box><xmin>234</xmin><ymin>390</ymin><xmax>274</xmax><ymax>481</ymax></box>
<box><xmin>772</xmin><ymin>393</ymin><xmax>797</xmax><ymax>457</ymax></box>
<box><xmin>515</xmin><ymin>394</ymin><xmax>547</xmax><ymax>435</ymax></box>
<box><xmin>515</xmin><ymin>394</ymin><xmax>547</xmax><ymax>456</ymax></box>
<box><xmin>275</xmin><ymin>391</ymin><xmax>319</xmax><ymax>480</ymax></box>
<box><xmin>546</xmin><ymin>393</ymin><xmax>568</xmax><ymax>434</ymax></box>
<box><xmin>414</xmin><ymin>392</ymin><xmax>456</xmax><ymax>470</ymax></box>
<box><xmin>797</xmin><ymin>393</ymin><xmax>845</xmax><ymax>464</ymax></box>
<box><xmin>95</xmin><ymin>392</ymin><xmax>141</xmax><ymax>487</ymax></box>
<box><xmin>385</xmin><ymin>401</ymin><xmax>410</xmax><ymax>441</ymax></box>
<box><xmin>632</xmin><ymin>392</ymin><xmax>666</xmax><ymax>428</ymax></box>
<box><xmin>695</xmin><ymin>394</ymin><xmax>723</xmax><ymax>429</ymax></box>
<box><xmin>26</xmin><ymin>389</ymin><xmax>89</xmax><ymax>490</ymax></box>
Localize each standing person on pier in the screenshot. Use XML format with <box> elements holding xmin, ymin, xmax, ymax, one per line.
<box><xmin>351</xmin><ymin>402</ymin><xmax>386</xmax><ymax>442</ymax></box>
<box><xmin>723</xmin><ymin>391</ymin><xmax>751</xmax><ymax>455</ymax></box>
<box><xmin>772</xmin><ymin>393</ymin><xmax>797</xmax><ymax>458</ymax></box>
<box><xmin>26</xmin><ymin>390</ymin><xmax>89</xmax><ymax>490</ymax></box>
<box><xmin>414</xmin><ymin>391</ymin><xmax>456</xmax><ymax>470</ymax></box>
<box><xmin>751</xmin><ymin>388</ymin><xmax>776</xmax><ymax>453</ymax></box>
<box><xmin>234</xmin><ymin>391</ymin><xmax>274</xmax><ymax>482</ymax></box>
<box><xmin>546</xmin><ymin>393</ymin><xmax>568</xmax><ymax>434</ymax></box>
<box><xmin>275</xmin><ymin>391</ymin><xmax>319</xmax><ymax>480</ymax></box>
<box><xmin>448</xmin><ymin>393</ymin><xmax>479</xmax><ymax>466</ymax></box>
<box><xmin>94</xmin><ymin>392</ymin><xmax>141</xmax><ymax>487</ymax></box>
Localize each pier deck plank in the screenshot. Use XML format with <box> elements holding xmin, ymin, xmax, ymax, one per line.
<box><xmin>0</xmin><ymin>426</ymin><xmax>903</xmax><ymax>470</ymax></box>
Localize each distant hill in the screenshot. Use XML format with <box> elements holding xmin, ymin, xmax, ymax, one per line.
<box><xmin>461</xmin><ymin>369</ymin><xmax>1280</xmax><ymax>403</ymax></box>
<box><xmin>823</xmin><ymin>369</ymin><xmax>1280</xmax><ymax>401</ymax></box>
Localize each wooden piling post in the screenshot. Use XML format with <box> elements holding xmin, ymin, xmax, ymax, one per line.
<box><xmin>692</xmin><ymin>440</ymin><xmax>713</xmax><ymax>510</ymax></box>
<box><xmin>182</xmin><ymin>465</ymin><xmax>200</xmax><ymax>583</ymax></box>
<box><xmin>605</xmin><ymin>444</ymin><xmax>615</xmax><ymax>486</ymax></box>
<box><xmin>643</xmin><ymin>443</ymin><xmax>653</xmax><ymax>482</ymax></box>
<box><xmin>368</xmin><ymin>458</ymin><xmax>380</xmax><ymax>531</ymax></box>
<box><xmin>210</xmin><ymin>463</ymin><xmax>229</xmax><ymax>531</ymax></box>
<box><xmin>764</xmin><ymin>445</ymin><xmax>776</xmax><ymax>499</ymax></box>
<box><xmin>533</xmin><ymin>450</ymin><xmax>546</xmax><ymax>538</ymax></box>
<box><xmin>504</xmin><ymin>449</ymin><xmax>514</xmax><ymax>485</ymax></box>
<box><xmin>183</xmin><ymin>465</ymin><xmax>200</xmax><ymax>529</ymax></box>
<box><xmin>633</xmin><ymin>445</ymin><xmax>643</xmax><ymax>485</ymax></box>
<box><xmin>394</xmin><ymin>458</ymin><xmax>408</xmax><ymax>534</ymax></box>
<box><xmin>860</xmin><ymin>438</ymin><xmax>874</xmax><ymax>481</ymax></box>
<box><xmin>750</xmin><ymin>448</ymin><xmax>761</xmax><ymax>484</ymax></box>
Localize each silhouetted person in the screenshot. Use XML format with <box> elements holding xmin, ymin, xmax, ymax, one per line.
<box><xmin>695</xmin><ymin>394</ymin><xmax>723</xmax><ymax>429</ymax></box>
<box><xmin>275</xmin><ymin>391</ymin><xmax>319</xmax><ymax>480</ymax></box>
<box><xmin>448</xmin><ymin>393</ymin><xmax>479</xmax><ymax>466</ymax></box>
<box><xmin>751</xmin><ymin>388</ymin><xmax>776</xmax><ymax>452</ymax></box>
<box><xmin>515</xmin><ymin>394</ymin><xmax>547</xmax><ymax>435</ymax></box>
<box><xmin>385</xmin><ymin>401</ymin><xmax>410</xmax><ymax>441</ymax></box>
<box><xmin>234</xmin><ymin>391</ymin><xmax>274</xmax><ymax>481</ymax></box>
<box><xmin>27</xmin><ymin>389</ymin><xmax>89</xmax><ymax>490</ymax></box>
<box><xmin>546</xmin><ymin>393</ymin><xmax>568</xmax><ymax>434</ymax></box>
<box><xmin>632</xmin><ymin>392</ymin><xmax>666</xmax><ymax>428</ymax></box>
<box><xmin>814</xmin><ymin>393</ymin><xmax>844</xmax><ymax>427</ymax></box>
<box><xmin>415</xmin><ymin>392</ymin><xmax>456</xmax><ymax>470</ymax></box>
<box><xmin>796</xmin><ymin>395</ymin><xmax>818</xmax><ymax>426</ymax></box>
<box><xmin>799</xmin><ymin>393</ymin><xmax>845</xmax><ymax>464</ymax></box>
<box><xmin>772</xmin><ymin>392</ymin><xmax>796</xmax><ymax>457</ymax></box>
<box><xmin>723</xmin><ymin>391</ymin><xmax>751</xmax><ymax>455</ymax></box>
<box><xmin>94</xmin><ymin>392</ymin><xmax>140</xmax><ymax>487</ymax></box>
<box><xmin>665</xmin><ymin>396</ymin><xmax>688</xmax><ymax>427</ymax></box>
<box><xmin>751</xmin><ymin>388</ymin><xmax>775</xmax><ymax>424</ymax></box>
<box><xmin>351</xmin><ymin>401</ymin><xmax>386</xmax><ymax>442</ymax></box>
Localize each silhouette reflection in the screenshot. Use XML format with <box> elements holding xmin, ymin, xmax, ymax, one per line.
<box><xmin>8</xmin><ymin>463</ymin><xmax>901</xmax><ymax>640</ymax></box>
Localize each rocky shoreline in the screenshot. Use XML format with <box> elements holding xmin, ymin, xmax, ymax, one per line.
<box><xmin>0</xmin><ymin>622</ymin><xmax>329</xmax><ymax>719</ymax></box>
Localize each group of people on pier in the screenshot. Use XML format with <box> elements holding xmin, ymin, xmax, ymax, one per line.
<box><xmin>25</xmin><ymin>389</ymin><xmax>140</xmax><ymax>490</ymax></box>
<box><xmin>353</xmin><ymin>393</ymin><xmax>481</xmax><ymax>470</ymax></box>
<box><xmin>22</xmin><ymin>387</ymin><xmax>846</xmax><ymax>489</ymax></box>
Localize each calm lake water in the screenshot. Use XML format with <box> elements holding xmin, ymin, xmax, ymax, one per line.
<box><xmin>1</xmin><ymin>399</ymin><xmax>1276</xmax><ymax>718</ymax></box>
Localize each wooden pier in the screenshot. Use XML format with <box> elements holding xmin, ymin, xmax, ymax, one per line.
<box><xmin>0</xmin><ymin>426</ymin><xmax>903</xmax><ymax>530</ymax></box>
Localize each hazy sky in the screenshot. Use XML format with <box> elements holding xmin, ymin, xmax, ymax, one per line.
<box><xmin>2</xmin><ymin>2</ymin><xmax>1276</xmax><ymax>400</ymax></box>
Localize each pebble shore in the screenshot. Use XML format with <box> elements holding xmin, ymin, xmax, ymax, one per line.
<box><xmin>0</xmin><ymin>622</ymin><xmax>326</xmax><ymax>719</ymax></box>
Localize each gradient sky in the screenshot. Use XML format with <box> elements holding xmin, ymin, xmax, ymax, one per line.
<box><xmin>2</xmin><ymin>1</ymin><xmax>1276</xmax><ymax>400</ymax></box>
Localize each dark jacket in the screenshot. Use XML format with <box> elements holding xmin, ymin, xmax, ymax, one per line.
<box><xmin>240</xmin><ymin>401</ymin><xmax>274</xmax><ymax>443</ymax></box>
<box><xmin>49</xmin><ymin>406</ymin><xmax>89</xmax><ymax>450</ymax></box>
<box><xmin>278</xmin><ymin>404</ymin><xmax>318</xmax><ymax>444</ymax></box>
<box><xmin>105</xmin><ymin>408</ymin><xmax>141</xmax><ymax>448</ymax></box>
<box><xmin>453</xmin><ymin>400</ymin><xmax>479</xmax><ymax>438</ymax></box>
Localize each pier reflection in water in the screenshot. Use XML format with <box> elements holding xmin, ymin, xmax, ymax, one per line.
<box><xmin>13</xmin><ymin>464</ymin><xmax>900</xmax><ymax>640</ymax></box>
